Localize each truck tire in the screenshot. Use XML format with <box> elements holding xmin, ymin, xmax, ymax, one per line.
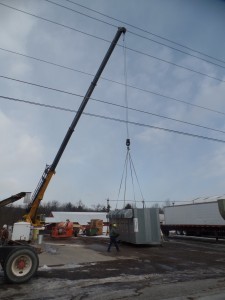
<box><xmin>4</xmin><ymin>247</ymin><xmax>39</xmax><ymax>283</ymax></box>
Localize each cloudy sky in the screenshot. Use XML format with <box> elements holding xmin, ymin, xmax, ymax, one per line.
<box><xmin>0</xmin><ymin>0</ymin><xmax>225</xmax><ymax>210</ymax></box>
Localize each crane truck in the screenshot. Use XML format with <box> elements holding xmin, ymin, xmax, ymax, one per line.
<box><xmin>0</xmin><ymin>27</ymin><xmax>126</xmax><ymax>283</ymax></box>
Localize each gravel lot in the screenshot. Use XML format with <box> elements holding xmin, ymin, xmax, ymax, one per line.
<box><xmin>1</xmin><ymin>235</ymin><xmax>225</xmax><ymax>299</ymax></box>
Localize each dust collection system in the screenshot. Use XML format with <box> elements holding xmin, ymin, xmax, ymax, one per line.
<box><xmin>0</xmin><ymin>27</ymin><xmax>126</xmax><ymax>284</ymax></box>
<box><xmin>107</xmin><ymin>38</ymin><xmax>161</xmax><ymax>245</ymax></box>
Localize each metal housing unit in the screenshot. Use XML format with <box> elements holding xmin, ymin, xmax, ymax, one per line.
<box><xmin>108</xmin><ymin>208</ymin><xmax>161</xmax><ymax>245</ymax></box>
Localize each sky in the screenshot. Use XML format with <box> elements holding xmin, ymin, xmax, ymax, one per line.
<box><xmin>0</xmin><ymin>0</ymin><xmax>225</xmax><ymax>210</ymax></box>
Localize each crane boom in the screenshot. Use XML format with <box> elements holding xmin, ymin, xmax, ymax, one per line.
<box><xmin>0</xmin><ymin>192</ymin><xmax>26</xmax><ymax>208</ymax></box>
<box><xmin>24</xmin><ymin>27</ymin><xmax>126</xmax><ymax>225</ymax></box>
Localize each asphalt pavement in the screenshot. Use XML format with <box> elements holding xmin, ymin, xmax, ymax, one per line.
<box><xmin>2</xmin><ymin>235</ymin><xmax>225</xmax><ymax>299</ymax></box>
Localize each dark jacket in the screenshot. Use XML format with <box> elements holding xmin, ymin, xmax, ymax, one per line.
<box><xmin>1</xmin><ymin>228</ymin><xmax>9</xmax><ymax>241</ymax></box>
<box><xmin>109</xmin><ymin>226</ymin><xmax>119</xmax><ymax>238</ymax></box>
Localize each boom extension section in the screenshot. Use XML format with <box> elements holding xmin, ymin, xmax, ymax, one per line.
<box><xmin>24</xmin><ymin>27</ymin><xmax>126</xmax><ymax>226</ymax></box>
<box><xmin>0</xmin><ymin>192</ymin><xmax>26</xmax><ymax>208</ymax></box>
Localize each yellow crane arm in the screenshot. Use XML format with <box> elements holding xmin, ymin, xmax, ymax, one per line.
<box><xmin>23</xmin><ymin>169</ymin><xmax>55</xmax><ymax>226</ymax></box>
<box><xmin>23</xmin><ymin>27</ymin><xmax>126</xmax><ymax>227</ymax></box>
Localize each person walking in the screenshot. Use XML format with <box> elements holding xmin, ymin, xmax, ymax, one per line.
<box><xmin>0</xmin><ymin>224</ymin><xmax>9</xmax><ymax>245</ymax></box>
<box><xmin>107</xmin><ymin>223</ymin><xmax>120</xmax><ymax>252</ymax></box>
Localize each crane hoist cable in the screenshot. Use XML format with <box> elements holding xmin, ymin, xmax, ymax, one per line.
<box><xmin>116</xmin><ymin>34</ymin><xmax>145</xmax><ymax>209</ymax></box>
<box><xmin>123</xmin><ymin>33</ymin><xmax>129</xmax><ymax>140</ymax></box>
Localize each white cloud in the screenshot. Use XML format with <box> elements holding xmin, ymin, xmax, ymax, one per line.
<box><xmin>196</xmin><ymin>79</ymin><xmax>225</xmax><ymax>112</ymax></box>
<box><xmin>0</xmin><ymin>110</ymin><xmax>43</xmax><ymax>195</ymax></box>
<box><xmin>10</xmin><ymin>60</ymin><xmax>32</xmax><ymax>77</ymax></box>
<box><xmin>136</xmin><ymin>126</ymin><xmax>168</xmax><ymax>145</ymax></box>
<box><xmin>0</xmin><ymin>2</ymin><xmax>36</xmax><ymax>53</ymax></box>
<box><xmin>201</xmin><ymin>146</ymin><xmax>225</xmax><ymax>179</ymax></box>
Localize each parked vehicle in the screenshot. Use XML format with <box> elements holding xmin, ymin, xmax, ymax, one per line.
<box><xmin>84</xmin><ymin>219</ymin><xmax>103</xmax><ymax>236</ymax></box>
<box><xmin>161</xmin><ymin>196</ymin><xmax>225</xmax><ymax>239</ymax></box>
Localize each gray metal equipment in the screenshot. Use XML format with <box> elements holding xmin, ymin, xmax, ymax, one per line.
<box><xmin>108</xmin><ymin>208</ymin><xmax>161</xmax><ymax>245</ymax></box>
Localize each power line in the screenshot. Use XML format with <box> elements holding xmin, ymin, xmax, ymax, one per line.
<box><xmin>64</xmin><ymin>0</ymin><xmax>225</xmax><ymax>66</ymax></box>
<box><xmin>0</xmin><ymin>47</ymin><xmax>94</xmax><ymax>76</ymax></box>
<box><xmin>0</xmin><ymin>2</ymin><xmax>110</xmax><ymax>44</ymax></box>
<box><xmin>127</xmin><ymin>31</ymin><xmax>225</xmax><ymax>71</ymax></box>
<box><xmin>1</xmin><ymin>75</ymin><xmax>225</xmax><ymax>135</ymax></box>
<box><xmin>1</xmin><ymin>2</ymin><xmax>225</xmax><ymax>83</ymax></box>
<box><xmin>1</xmin><ymin>94</ymin><xmax>225</xmax><ymax>144</ymax></box>
<box><xmin>44</xmin><ymin>0</ymin><xmax>117</xmax><ymax>30</ymax></box>
<box><xmin>126</xmin><ymin>46</ymin><xmax>225</xmax><ymax>83</ymax></box>
<box><xmin>1</xmin><ymin>47</ymin><xmax>224</xmax><ymax>116</ymax></box>
<box><xmin>45</xmin><ymin>0</ymin><xmax>225</xmax><ymax>71</ymax></box>
<box><xmin>106</xmin><ymin>199</ymin><xmax>225</xmax><ymax>203</ymax></box>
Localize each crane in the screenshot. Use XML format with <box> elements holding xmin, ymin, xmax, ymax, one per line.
<box><xmin>0</xmin><ymin>27</ymin><xmax>126</xmax><ymax>284</ymax></box>
<box><xmin>24</xmin><ymin>26</ymin><xmax>126</xmax><ymax>226</ymax></box>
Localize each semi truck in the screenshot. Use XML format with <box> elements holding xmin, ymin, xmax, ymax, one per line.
<box><xmin>161</xmin><ymin>196</ymin><xmax>225</xmax><ymax>239</ymax></box>
<box><xmin>0</xmin><ymin>27</ymin><xmax>126</xmax><ymax>283</ymax></box>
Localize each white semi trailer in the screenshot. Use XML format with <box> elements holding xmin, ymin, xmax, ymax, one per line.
<box><xmin>161</xmin><ymin>196</ymin><xmax>225</xmax><ymax>239</ymax></box>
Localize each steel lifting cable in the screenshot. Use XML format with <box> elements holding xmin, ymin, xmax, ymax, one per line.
<box><xmin>123</xmin><ymin>33</ymin><xmax>133</xmax><ymax>207</ymax></box>
<box><xmin>123</xmin><ymin>150</ymin><xmax>129</xmax><ymax>208</ymax></box>
<box><xmin>123</xmin><ymin>35</ymin><xmax>129</xmax><ymax>140</ymax></box>
<box><xmin>116</xmin><ymin>33</ymin><xmax>145</xmax><ymax>209</ymax></box>
<box><xmin>116</xmin><ymin>152</ymin><xmax>128</xmax><ymax>209</ymax></box>
<box><xmin>116</xmin><ymin>31</ymin><xmax>127</xmax><ymax>210</ymax></box>
<box><xmin>128</xmin><ymin>150</ymin><xmax>136</xmax><ymax>207</ymax></box>
<box><xmin>116</xmin><ymin>34</ymin><xmax>129</xmax><ymax>209</ymax></box>
<box><xmin>129</xmin><ymin>153</ymin><xmax>145</xmax><ymax>204</ymax></box>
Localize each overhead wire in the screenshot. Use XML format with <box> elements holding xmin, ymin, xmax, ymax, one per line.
<box><xmin>0</xmin><ymin>2</ymin><xmax>225</xmax><ymax>142</ymax></box>
<box><xmin>125</xmin><ymin>46</ymin><xmax>225</xmax><ymax>83</ymax></box>
<box><xmin>45</xmin><ymin>0</ymin><xmax>225</xmax><ymax>70</ymax></box>
<box><xmin>127</xmin><ymin>31</ymin><xmax>225</xmax><ymax>70</ymax></box>
<box><xmin>109</xmin><ymin>199</ymin><xmax>222</xmax><ymax>203</ymax></box>
<box><xmin>64</xmin><ymin>0</ymin><xmax>225</xmax><ymax>65</ymax></box>
<box><xmin>1</xmin><ymin>75</ymin><xmax>225</xmax><ymax>135</ymax></box>
<box><xmin>1</xmin><ymin>95</ymin><xmax>225</xmax><ymax>144</ymax></box>
<box><xmin>0</xmin><ymin>2</ymin><xmax>111</xmax><ymax>44</ymax></box>
<box><xmin>44</xmin><ymin>0</ymin><xmax>118</xmax><ymax>30</ymax></box>
<box><xmin>1</xmin><ymin>2</ymin><xmax>225</xmax><ymax>83</ymax></box>
<box><xmin>1</xmin><ymin>47</ymin><xmax>225</xmax><ymax>116</ymax></box>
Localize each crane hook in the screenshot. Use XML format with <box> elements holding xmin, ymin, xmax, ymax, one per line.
<box><xmin>126</xmin><ymin>138</ymin><xmax>130</xmax><ymax>150</ymax></box>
